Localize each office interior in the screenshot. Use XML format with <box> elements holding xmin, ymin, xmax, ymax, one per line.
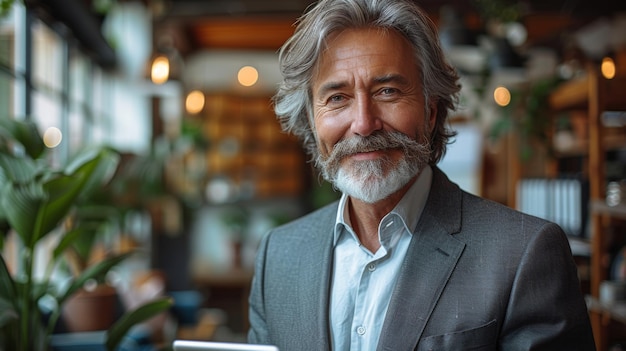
<box><xmin>0</xmin><ymin>0</ymin><xmax>625</xmax><ymax>349</ymax></box>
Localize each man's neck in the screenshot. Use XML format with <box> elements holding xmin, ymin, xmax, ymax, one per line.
<box><xmin>347</xmin><ymin>176</ymin><xmax>418</xmax><ymax>252</ymax></box>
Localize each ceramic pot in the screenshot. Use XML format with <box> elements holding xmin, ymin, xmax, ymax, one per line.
<box><xmin>62</xmin><ymin>284</ymin><xmax>117</xmax><ymax>332</ymax></box>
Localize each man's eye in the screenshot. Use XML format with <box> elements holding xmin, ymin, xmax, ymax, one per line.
<box><xmin>328</xmin><ymin>95</ymin><xmax>345</xmax><ymax>103</ymax></box>
<box><xmin>380</xmin><ymin>88</ymin><xmax>398</xmax><ymax>95</ymax></box>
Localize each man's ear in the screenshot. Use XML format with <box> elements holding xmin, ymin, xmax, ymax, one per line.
<box><xmin>308</xmin><ymin>113</ymin><xmax>319</xmax><ymax>141</ymax></box>
<box><xmin>428</xmin><ymin>100</ymin><xmax>438</xmax><ymax>133</ymax></box>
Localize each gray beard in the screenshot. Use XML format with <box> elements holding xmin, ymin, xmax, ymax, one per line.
<box><xmin>316</xmin><ymin>131</ymin><xmax>431</xmax><ymax>203</ymax></box>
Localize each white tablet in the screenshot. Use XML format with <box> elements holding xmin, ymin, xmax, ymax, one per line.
<box><xmin>173</xmin><ymin>340</ymin><xmax>279</xmax><ymax>351</ymax></box>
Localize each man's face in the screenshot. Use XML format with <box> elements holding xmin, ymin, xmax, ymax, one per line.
<box><xmin>311</xmin><ymin>27</ymin><xmax>436</xmax><ymax>203</ymax></box>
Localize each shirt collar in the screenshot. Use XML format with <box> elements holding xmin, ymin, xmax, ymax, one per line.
<box><xmin>333</xmin><ymin>165</ymin><xmax>433</xmax><ymax>245</ymax></box>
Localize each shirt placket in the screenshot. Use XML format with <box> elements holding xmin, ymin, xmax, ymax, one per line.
<box><xmin>349</xmin><ymin>215</ymin><xmax>396</xmax><ymax>351</ymax></box>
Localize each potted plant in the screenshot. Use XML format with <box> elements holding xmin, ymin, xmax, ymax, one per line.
<box><xmin>0</xmin><ymin>117</ymin><xmax>172</xmax><ymax>351</ymax></box>
<box><xmin>57</xmin><ymin>196</ymin><xmax>128</xmax><ymax>333</ymax></box>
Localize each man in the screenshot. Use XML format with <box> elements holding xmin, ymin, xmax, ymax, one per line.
<box><xmin>248</xmin><ymin>0</ymin><xmax>596</xmax><ymax>350</ymax></box>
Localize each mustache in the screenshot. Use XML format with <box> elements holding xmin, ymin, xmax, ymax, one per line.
<box><xmin>316</xmin><ymin>131</ymin><xmax>429</xmax><ymax>173</ymax></box>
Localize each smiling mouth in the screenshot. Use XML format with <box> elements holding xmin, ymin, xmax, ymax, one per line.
<box><xmin>354</xmin><ymin>149</ymin><xmax>380</xmax><ymax>155</ymax></box>
<box><xmin>354</xmin><ymin>146</ymin><xmax>402</xmax><ymax>154</ymax></box>
<box><xmin>353</xmin><ymin>145</ymin><xmax>393</xmax><ymax>153</ymax></box>
<box><xmin>348</xmin><ymin>148</ymin><xmax>396</xmax><ymax>161</ymax></box>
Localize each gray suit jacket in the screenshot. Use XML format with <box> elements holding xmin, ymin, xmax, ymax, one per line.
<box><xmin>248</xmin><ymin>167</ymin><xmax>595</xmax><ymax>350</ymax></box>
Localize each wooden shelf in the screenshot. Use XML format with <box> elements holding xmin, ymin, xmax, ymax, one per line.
<box><xmin>586</xmin><ymin>295</ymin><xmax>626</xmax><ymax>325</ymax></box>
<box><xmin>553</xmin><ymin>131</ymin><xmax>626</xmax><ymax>157</ymax></box>
<box><xmin>549</xmin><ymin>74</ymin><xmax>626</xmax><ymax>112</ymax></box>
<box><xmin>569</xmin><ymin>236</ymin><xmax>592</xmax><ymax>257</ymax></box>
<box><xmin>591</xmin><ymin>200</ymin><xmax>626</xmax><ymax>219</ymax></box>
<box><xmin>546</xmin><ymin>65</ymin><xmax>626</xmax><ymax>351</ymax></box>
<box><xmin>549</xmin><ymin>76</ymin><xmax>589</xmax><ymax>111</ymax></box>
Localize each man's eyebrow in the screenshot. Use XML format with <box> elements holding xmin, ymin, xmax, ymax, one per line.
<box><xmin>315</xmin><ymin>81</ymin><xmax>348</xmax><ymax>97</ymax></box>
<box><xmin>373</xmin><ymin>74</ymin><xmax>410</xmax><ymax>85</ymax></box>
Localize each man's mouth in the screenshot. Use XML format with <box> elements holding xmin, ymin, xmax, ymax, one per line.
<box><xmin>347</xmin><ymin>148</ymin><xmax>388</xmax><ymax>161</ymax></box>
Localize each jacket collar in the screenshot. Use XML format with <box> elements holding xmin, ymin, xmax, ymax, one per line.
<box><xmin>377</xmin><ymin>166</ymin><xmax>466</xmax><ymax>350</ymax></box>
<box><xmin>299</xmin><ymin>167</ymin><xmax>465</xmax><ymax>351</ymax></box>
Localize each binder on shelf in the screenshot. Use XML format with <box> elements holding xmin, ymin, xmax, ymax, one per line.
<box><xmin>516</xmin><ymin>175</ymin><xmax>589</xmax><ymax>238</ymax></box>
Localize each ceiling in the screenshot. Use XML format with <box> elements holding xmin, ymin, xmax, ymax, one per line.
<box><xmin>151</xmin><ymin>0</ymin><xmax>626</xmax><ymax>57</ymax></box>
<box><xmin>160</xmin><ymin>0</ymin><xmax>626</xmax><ymax>18</ymax></box>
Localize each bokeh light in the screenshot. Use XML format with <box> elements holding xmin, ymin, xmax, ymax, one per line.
<box><xmin>186</xmin><ymin>90</ymin><xmax>205</xmax><ymax>114</ymax></box>
<box><xmin>43</xmin><ymin>127</ymin><xmax>62</xmax><ymax>148</ymax></box>
<box><xmin>493</xmin><ymin>86</ymin><xmax>512</xmax><ymax>107</ymax></box>
<box><xmin>601</xmin><ymin>57</ymin><xmax>616</xmax><ymax>79</ymax></box>
<box><xmin>237</xmin><ymin>66</ymin><xmax>259</xmax><ymax>87</ymax></box>
<box><xmin>151</xmin><ymin>55</ymin><xmax>170</xmax><ymax>84</ymax></box>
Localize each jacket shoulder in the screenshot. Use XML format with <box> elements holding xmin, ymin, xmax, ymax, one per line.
<box><xmin>272</xmin><ymin>201</ymin><xmax>339</xmax><ymax>235</ymax></box>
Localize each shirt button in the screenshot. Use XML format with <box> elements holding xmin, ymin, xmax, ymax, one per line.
<box><xmin>357</xmin><ymin>326</ymin><xmax>366</xmax><ymax>335</ymax></box>
<box><xmin>368</xmin><ymin>263</ymin><xmax>376</xmax><ymax>272</ymax></box>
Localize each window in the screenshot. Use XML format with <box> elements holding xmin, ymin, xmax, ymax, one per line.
<box><xmin>0</xmin><ymin>5</ymin><xmax>16</xmax><ymax>119</ymax></box>
<box><xmin>1</xmin><ymin>1</ymin><xmax>155</xmax><ymax>162</ymax></box>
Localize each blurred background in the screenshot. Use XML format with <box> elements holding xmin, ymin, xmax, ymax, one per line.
<box><xmin>1</xmin><ymin>0</ymin><xmax>626</xmax><ymax>349</ymax></box>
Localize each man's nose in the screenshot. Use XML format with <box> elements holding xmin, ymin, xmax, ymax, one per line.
<box><xmin>350</xmin><ymin>95</ymin><xmax>382</xmax><ymax>136</ymax></box>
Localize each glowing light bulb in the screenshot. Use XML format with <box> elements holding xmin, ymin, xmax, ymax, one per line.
<box><xmin>493</xmin><ymin>86</ymin><xmax>511</xmax><ymax>107</ymax></box>
<box><xmin>151</xmin><ymin>55</ymin><xmax>170</xmax><ymax>84</ymax></box>
<box><xmin>186</xmin><ymin>90</ymin><xmax>205</xmax><ymax>114</ymax></box>
<box><xmin>601</xmin><ymin>57</ymin><xmax>616</xmax><ymax>79</ymax></box>
<box><xmin>238</xmin><ymin>66</ymin><xmax>259</xmax><ymax>87</ymax></box>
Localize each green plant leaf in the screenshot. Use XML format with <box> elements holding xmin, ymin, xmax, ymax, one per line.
<box><xmin>0</xmin><ymin>255</ymin><xmax>16</xmax><ymax>304</ymax></box>
<box><xmin>29</xmin><ymin>281</ymin><xmax>49</xmax><ymax>303</ymax></box>
<box><xmin>57</xmin><ymin>252</ymin><xmax>133</xmax><ymax>305</ymax></box>
<box><xmin>0</xmin><ymin>153</ymin><xmax>39</xmax><ymax>184</ymax></box>
<box><xmin>0</xmin><ymin>118</ymin><xmax>45</xmax><ymax>160</ymax></box>
<box><xmin>0</xmin><ymin>154</ymin><xmax>39</xmax><ymax>231</ymax></box>
<box><xmin>0</xmin><ymin>155</ymin><xmax>101</xmax><ymax>248</ymax></box>
<box><xmin>13</xmin><ymin>280</ymin><xmax>48</xmax><ymax>306</ymax></box>
<box><xmin>0</xmin><ymin>297</ymin><xmax>18</xmax><ymax>328</ymax></box>
<box><xmin>0</xmin><ymin>181</ymin><xmax>47</xmax><ymax>247</ymax></box>
<box><xmin>33</xmin><ymin>148</ymin><xmax>119</xmax><ymax>247</ymax></box>
<box><xmin>13</xmin><ymin>120</ymin><xmax>45</xmax><ymax>160</ymax></box>
<box><xmin>30</xmin><ymin>173</ymin><xmax>80</xmax><ymax>247</ymax></box>
<box><xmin>54</xmin><ymin>220</ymin><xmax>105</xmax><ymax>263</ymax></box>
<box><xmin>64</xmin><ymin>147</ymin><xmax>120</xmax><ymax>201</ymax></box>
<box><xmin>105</xmin><ymin>297</ymin><xmax>173</xmax><ymax>351</ymax></box>
<box><xmin>53</xmin><ymin>226</ymin><xmax>86</xmax><ymax>262</ymax></box>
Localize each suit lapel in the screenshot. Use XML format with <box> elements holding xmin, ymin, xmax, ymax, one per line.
<box><xmin>377</xmin><ymin>167</ymin><xmax>466</xmax><ymax>351</ymax></box>
<box><xmin>294</xmin><ymin>203</ymin><xmax>337</xmax><ymax>350</ymax></box>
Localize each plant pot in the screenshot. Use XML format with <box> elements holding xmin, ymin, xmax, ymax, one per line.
<box><xmin>62</xmin><ymin>284</ymin><xmax>117</xmax><ymax>332</ymax></box>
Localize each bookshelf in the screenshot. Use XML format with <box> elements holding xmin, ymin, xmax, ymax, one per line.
<box><xmin>180</xmin><ymin>93</ymin><xmax>309</xmax><ymax>201</ymax></box>
<box><xmin>548</xmin><ymin>65</ymin><xmax>626</xmax><ymax>351</ymax></box>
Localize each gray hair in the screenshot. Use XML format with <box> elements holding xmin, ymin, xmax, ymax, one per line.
<box><xmin>273</xmin><ymin>0</ymin><xmax>461</xmax><ymax>165</ymax></box>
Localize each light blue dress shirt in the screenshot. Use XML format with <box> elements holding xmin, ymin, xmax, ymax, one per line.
<box><xmin>330</xmin><ymin>166</ymin><xmax>432</xmax><ymax>351</ymax></box>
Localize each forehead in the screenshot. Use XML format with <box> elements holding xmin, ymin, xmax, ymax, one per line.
<box><xmin>312</xmin><ymin>27</ymin><xmax>420</xmax><ymax>87</ymax></box>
